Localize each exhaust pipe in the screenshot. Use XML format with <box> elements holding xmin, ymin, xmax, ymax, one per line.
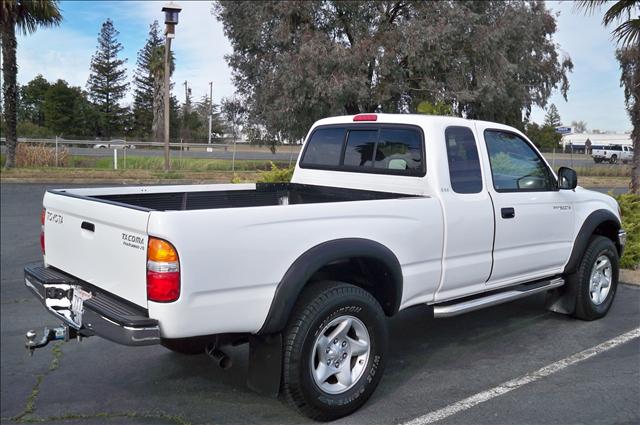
<box><xmin>206</xmin><ymin>345</ymin><xmax>232</xmax><ymax>369</ymax></box>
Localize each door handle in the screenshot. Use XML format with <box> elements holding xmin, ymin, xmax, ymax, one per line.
<box><xmin>81</xmin><ymin>221</ymin><xmax>95</xmax><ymax>232</ymax></box>
<box><xmin>501</xmin><ymin>207</ymin><xmax>515</xmax><ymax>219</ymax></box>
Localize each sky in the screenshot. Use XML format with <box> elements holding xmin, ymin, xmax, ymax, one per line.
<box><xmin>12</xmin><ymin>0</ymin><xmax>632</xmax><ymax>133</ymax></box>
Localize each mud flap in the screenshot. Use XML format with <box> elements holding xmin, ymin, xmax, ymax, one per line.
<box><xmin>247</xmin><ymin>333</ymin><xmax>282</xmax><ymax>397</ymax></box>
<box><xmin>545</xmin><ymin>278</ymin><xmax>577</xmax><ymax>315</ymax></box>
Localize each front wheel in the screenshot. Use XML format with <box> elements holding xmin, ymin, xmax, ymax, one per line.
<box><xmin>571</xmin><ymin>236</ymin><xmax>619</xmax><ymax>321</ymax></box>
<box><xmin>281</xmin><ymin>281</ymin><xmax>388</xmax><ymax>421</ymax></box>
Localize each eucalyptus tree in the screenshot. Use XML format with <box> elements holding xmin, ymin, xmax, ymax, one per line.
<box><xmin>215</xmin><ymin>1</ymin><xmax>572</xmax><ymax>142</ymax></box>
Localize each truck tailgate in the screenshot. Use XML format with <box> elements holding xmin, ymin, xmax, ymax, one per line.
<box><xmin>43</xmin><ymin>191</ymin><xmax>150</xmax><ymax>307</ymax></box>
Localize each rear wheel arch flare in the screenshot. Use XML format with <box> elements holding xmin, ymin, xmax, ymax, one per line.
<box><xmin>258</xmin><ymin>238</ymin><xmax>403</xmax><ymax>335</ymax></box>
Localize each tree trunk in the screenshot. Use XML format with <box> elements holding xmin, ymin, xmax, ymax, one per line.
<box><xmin>1</xmin><ymin>16</ymin><xmax>18</xmax><ymax>169</ymax></box>
<box><xmin>344</xmin><ymin>102</ymin><xmax>360</xmax><ymax>115</ymax></box>
<box><xmin>151</xmin><ymin>76</ymin><xmax>164</xmax><ymax>144</ymax></box>
<box><xmin>631</xmin><ymin>117</ymin><xmax>639</xmax><ymax>194</ymax></box>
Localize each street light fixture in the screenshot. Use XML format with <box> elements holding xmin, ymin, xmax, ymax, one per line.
<box><xmin>162</xmin><ymin>2</ymin><xmax>181</xmax><ymax>171</ymax></box>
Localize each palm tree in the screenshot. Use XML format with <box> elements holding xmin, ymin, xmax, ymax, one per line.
<box><xmin>149</xmin><ymin>45</ymin><xmax>174</xmax><ymax>144</ymax></box>
<box><xmin>576</xmin><ymin>1</ymin><xmax>640</xmax><ymax>46</ymax></box>
<box><xmin>617</xmin><ymin>45</ymin><xmax>639</xmax><ymax>194</ymax></box>
<box><xmin>576</xmin><ymin>1</ymin><xmax>640</xmax><ymax>194</ymax></box>
<box><xmin>1</xmin><ymin>0</ymin><xmax>62</xmax><ymax>169</ymax></box>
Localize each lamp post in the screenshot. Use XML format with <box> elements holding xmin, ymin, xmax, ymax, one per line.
<box><xmin>162</xmin><ymin>2</ymin><xmax>182</xmax><ymax>172</ymax></box>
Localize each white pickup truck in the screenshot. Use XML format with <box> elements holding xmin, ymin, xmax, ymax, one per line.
<box><xmin>25</xmin><ymin>114</ymin><xmax>626</xmax><ymax>421</ymax></box>
<box><xmin>592</xmin><ymin>144</ymin><xmax>633</xmax><ymax>164</ymax></box>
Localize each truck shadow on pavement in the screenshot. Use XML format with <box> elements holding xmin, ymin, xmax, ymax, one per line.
<box><xmin>6</xmin><ymin>285</ymin><xmax>638</xmax><ymax>425</ymax></box>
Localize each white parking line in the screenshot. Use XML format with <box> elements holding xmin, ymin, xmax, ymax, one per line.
<box><xmin>401</xmin><ymin>327</ymin><xmax>640</xmax><ymax>425</ymax></box>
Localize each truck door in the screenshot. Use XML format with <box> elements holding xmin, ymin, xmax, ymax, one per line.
<box><xmin>435</xmin><ymin>125</ymin><xmax>494</xmax><ymax>301</ymax></box>
<box><xmin>478</xmin><ymin>127</ymin><xmax>575</xmax><ymax>285</ymax></box>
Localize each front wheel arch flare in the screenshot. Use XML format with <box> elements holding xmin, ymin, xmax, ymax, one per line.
<box><xmin>258</xmin><ymin>238</ymin><xmax>403</xmax><ymax>335</ymax></box>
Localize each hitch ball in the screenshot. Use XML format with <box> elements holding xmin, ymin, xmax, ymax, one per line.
<box><xmin>25</xmin><ymin>326</ymin><xmax>77</xmax><ymax>356</ymax></box>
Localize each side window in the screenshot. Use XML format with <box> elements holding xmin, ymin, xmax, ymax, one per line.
<box><xmin>300</xmin><ymin>128</ymin><xmax>345</xmax><ymax>167</ymax></box>
<box><xmin>373</xmin><ymin>128</ymin><xmax>423</xmax><ymax>174</ymax></box>
<box><xmin>484</xmin><ymin>130</ymin><xmax>555</xmax><ymax>192</ymax></box>
<box><xmin>343</xmin><ymin>130</ymin><xmax>377</xmax><ymax>167</ymax></box>
<box><xmin>445</xmin><ymin>126</ymin><xmax>483</xmax><ymax>194</ymax></box>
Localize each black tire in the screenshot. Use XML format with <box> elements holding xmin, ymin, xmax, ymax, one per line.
<box><xmin>161</xmin><ymin>337</ymin><xmax>211</xmax><ymax>355</ymax></box>
<box><xmin>610</xmin><ymin>155</ymin><xmax>618</xmax><ymax>164</ymax></box>
<box><xmin>281</xmin><ymin>281</ymin><xmax>388</xmax><ymax>421</ymax></box>
<box><xmin>571</xmin><ymin>236</ymin><xmax>619</xmax><ymax>321</ymax></box>
<box><xmin>594</xmin><ymin>158</ymin><xmax>602</xmax><ymax>164</ymax></box>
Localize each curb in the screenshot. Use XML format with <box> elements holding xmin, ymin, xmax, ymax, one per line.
<box><xmin>621</xmin><ymin>269</ymin><xmax>640</xmax><ymax>286</ymax></box>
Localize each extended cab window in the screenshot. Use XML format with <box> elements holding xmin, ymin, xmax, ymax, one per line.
<box><xmin>301</xmin><ymin>125</ymin><xmax>425</xmax><ymax>176</ymax></box>
<box><xmin>445</xmin><ymin>126</ymin><xmax>482</xmax><ymax>194</ymax></box>
<box><xmin>344</xmin><ymin>130</ymin><xmax>378</xmax><ymax>167</ymax></box>
<box><xmin>301</xmin><ymin>128</ymin><xmax>346</xmax><ymax>167</ymax></box>
<box><xmin>484</xmin><ymin>130</ymin><xmax>555</xmax><ymax>192</ymax></box>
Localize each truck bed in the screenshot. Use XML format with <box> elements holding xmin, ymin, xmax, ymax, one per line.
<box><xmin>63</xmin><ymin>183</ymin><xmax>413</xmax><ymax>211</ymax></box>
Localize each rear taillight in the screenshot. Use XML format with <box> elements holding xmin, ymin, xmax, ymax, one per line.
<box><xmin>147</xmin><ymin>237</ymin><xmax>180</xmax><ymax>302</ymax></box>
<box><xmin>40</xmin><ymin>208</ymin><xmax>46</xmax><ymax>255</ymax></box>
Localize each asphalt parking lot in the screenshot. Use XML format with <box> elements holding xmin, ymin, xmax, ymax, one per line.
<box><xmin>1</xmin><ymin>183</ymin><xmax>639</xmax><ymax>425</ymax></box>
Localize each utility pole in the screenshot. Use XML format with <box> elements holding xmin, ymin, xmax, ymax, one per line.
<box><xmin>163</xmin><ymin>36</ymin><xmax>172</xmax><ymax>172</ymax></box>
<box><xmin>208</xmin><ymin>82</ymin><xmax>213</xmax><ymax>145</ymax></box>
<box><xmin>183</xmin><ymin>80</ymin><xmax>189</xmax><ymax>107</ymax></box>
<box><xmin>182</xmin><ymin>80</ymin><xmax>191</xmax><ymax>143</ymax></box>
<box><xmin>161</xmin><ymin>2</ymin><xmax>182</xmax><ymax>172</ymax></box>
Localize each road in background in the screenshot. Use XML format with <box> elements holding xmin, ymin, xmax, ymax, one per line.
<box><xmin>1</xmin><ymin>183</ymin><xmax>638</xmax><ymax>425</ymax></box>
<box><xmin>1</xmin><ymin>145</ymin><xmax>630</xmax><ymax>168</ymax></box>
<box><xmin>1</xmin><ymin>145</ymin><xmax>299</xmax><ymax>162</ymax></box>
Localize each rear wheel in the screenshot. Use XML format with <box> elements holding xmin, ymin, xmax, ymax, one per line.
<box><xmin>281</xmin><ymin>281</ymin><xmax>388</xmax><ymax>421</ymax></box>
<box><xmin>610</xmin><ymin>155</ymin><xmax>618</xmax><ymax>164</ymax></box>
<box><xmin>571</xmin><ymin>236</ymin><xmax>619</xmax><ymax>321</ymax></box>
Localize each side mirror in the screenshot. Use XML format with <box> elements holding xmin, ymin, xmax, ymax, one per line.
<box><xmin>558</xmin><ymin>167</ymin><xmax>577</xmax><ymax>190</ymax></box>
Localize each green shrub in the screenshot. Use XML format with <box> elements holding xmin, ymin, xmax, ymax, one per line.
<box><xmin>230</xmin><ymin>174</ymin><xmax>245</xmax><ymax>183</ymax></box>
<box><xmin>17</xmin><ymin>122</ymin><xmax>52</xmax><ymax>138</ymax></box>
<box><xmin>615</xmin><ymin>194</ymin><xmax>639</xmax><ymax>269</ymax></box>
<box><xmin>256</xmin><ymin>162</ymin><xmax>294</xmax><ymax>183</ymax></box>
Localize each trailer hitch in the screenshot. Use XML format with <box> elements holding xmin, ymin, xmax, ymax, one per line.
<box><xmin>25</xmin><ymin>325</ymin><xmax>79</xmax><ymax>356</ymax></box>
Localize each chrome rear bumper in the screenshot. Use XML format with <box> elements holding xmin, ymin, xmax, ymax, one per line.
<box><xmin>24</xmin><ymin>265</ymin><xmax>160</xmax><ymax>346</ymax></box>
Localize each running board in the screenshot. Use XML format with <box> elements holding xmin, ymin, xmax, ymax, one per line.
<box><xmin>433</xmin><ymin>277</ymin><xmax>565</xmax><ymax>318</ymax></box>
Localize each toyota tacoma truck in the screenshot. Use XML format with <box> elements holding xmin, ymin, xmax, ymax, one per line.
<box><xmin>592</xmin><ymin>144</ymin><xmax>633</xmax><ymax>164</ymax></box>
<box><xmin>24</xmin><ymin>114</ymin><xmax>626</xmax><ymax>421</ymax></box>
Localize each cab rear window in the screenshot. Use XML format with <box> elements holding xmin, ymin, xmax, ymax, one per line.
<box><xmin>300</xmin><ymin>124</ymin><xmax>425</xmax><ymax>176</ymax></box>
